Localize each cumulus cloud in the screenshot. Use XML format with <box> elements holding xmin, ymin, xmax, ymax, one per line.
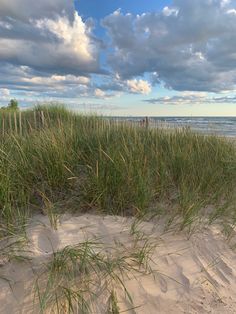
<box><xmin>94</xmin><ymin>88</ymin><xmax>106</xmax><ymax>98</ymax></box>
<box><xmin>0</xmin><ymin>12</ymin><xmax>102</xmax><ymax>76</ymax></box>
<box><xmin>126</xmin><ymin>79</ymin><xmax>151</xmax><ymax>94</ymax></box>
<box><xmin>102</xmin><ymin>0</ymin><xmax>236</xmax><ymax>92</ymax></box>
<box><xmin>93</xmin><ymin>87</ymin><xmax>120</xmax><ymax>99</ymax></box>
<box><xmin>0</xmin><ymin>0</ymin><xmax>104</xmax><ymax>98</ymax></box>
<box><xmin>0</xmin><ymin>0</ymin><xmax>109</xmax><ymax>103</ymax></box>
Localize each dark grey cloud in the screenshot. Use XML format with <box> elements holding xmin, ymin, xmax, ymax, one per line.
<box><xmin>102</xmin><ymin>0</ymin><xmax>236</xmax><ymax>92</ymax></box>
<box><xmin>0</xmin><ymin>0</ymin><xmax>75</xmax><ymax>22</ymax></box>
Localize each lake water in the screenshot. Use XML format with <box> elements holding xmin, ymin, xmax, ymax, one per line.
<box><xmin>115</xmin><ymin>117</ymin><xmax>236</xmax><ymax>137</ymax></box>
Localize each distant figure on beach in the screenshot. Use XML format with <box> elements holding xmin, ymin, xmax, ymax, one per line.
<box><xmin>140</xmin><ymin>118</ymin><xmax>145</xmax><ymax>127</ymax></box>
<box><xmin>140</xmin><ymin>117</ymin><xmax>149</xmax><ymax>128</ymax></box>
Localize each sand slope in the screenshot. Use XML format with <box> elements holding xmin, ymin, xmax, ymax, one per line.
<box><xmin>0</xmin><ymin>214</ymin><xmax>236</xmax><ymax>313</ymax></box>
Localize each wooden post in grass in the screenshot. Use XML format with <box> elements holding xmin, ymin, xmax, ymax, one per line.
<box><xmin>9</xmin><ymin>112</ymin><xmax>12</xmax><ymax>133</ymax></box>
<box><xmin>14</xmin><ymin>111</ymin><xmax>17</xmax><ymax>134</ymax></box>
<box><xmin>2</xmin><ymin>114</ymin><xmax>5</xmax><ymax>136</ymax></box>
<box><xmin>34</xmin><ymin>110</ymin><xmax>37</xmax><ymax>129</ymax></box>
<box><xmin>19</xmin><ymin>111</ymin><xmax>22</xmax><ymax>136</ymax></box>
<box><xmin>41</xmin><ymin>111</ymin><xmax>45</xmax><ymax>127</ymax></box>
<box><xmin>145</xmin><ymin>116</ymin><xmax>149</xmax><ymax>129</ymax></box>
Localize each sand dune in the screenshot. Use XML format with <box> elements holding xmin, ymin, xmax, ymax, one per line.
<box><xmin>0</xmin><ymin>214</ymin><xmax>236</xmax><ymax>313</ymax></box>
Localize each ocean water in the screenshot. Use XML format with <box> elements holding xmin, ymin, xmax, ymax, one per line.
<box><xmin>115</xmin><ymin>117</ymin><xmax>236</xmax><ymax>137</ymax></box>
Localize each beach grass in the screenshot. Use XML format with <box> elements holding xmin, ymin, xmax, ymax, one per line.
<box><xmin>0</xmin><ymin>105</ymin><xmax>235</xmax><ymax>235</ymax></box>
<box><xmin>34</xmin><ymin>235</ymin><xmax>155</xmax><ymax>313</ymax></box>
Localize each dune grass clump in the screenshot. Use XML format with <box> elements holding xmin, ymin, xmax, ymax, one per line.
<box><xmin>0</xmin><ymin>105</ymin><xmax>235</xmax><ymax>234</ymax></box>
<box><xmin>34</xmin><ymin>236</ymin><xmax>155</xmax><ymax>313</ymax></box>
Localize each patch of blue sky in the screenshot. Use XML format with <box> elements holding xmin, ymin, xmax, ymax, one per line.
<box><xmin>75</xmin><ymin>0</ymin><xmax>172</xmax><ymax>21</ymax></box>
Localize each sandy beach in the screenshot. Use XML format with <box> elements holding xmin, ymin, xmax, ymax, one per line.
<box><xmin>1</xmin><ymin>214</ymin><xmax>236</xmax><ymax>313</ymax></box>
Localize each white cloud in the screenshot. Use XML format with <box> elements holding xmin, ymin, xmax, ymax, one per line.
<box><xmin>22</xmin><ymin>74</ymin><xmax>90</xmax><ymax>86</ymax></box>
<box><xmin>35</xmin><ymin>12</ymin><xmax>97</xmax><ymax>65</ymax></box>
<box><xmin>0</xmin><ymin>88</ymin><xmax>10</xmax><ymax>97</ymax></box>
<box><xmin>0</xmin><ymin>21</ymin><xmax>12</xmax><ymax>30</ymax></box>
<box><xmin>127</xmin><ymin>79</ymin><xmax>151</xmax><ymax>94</ymax></box>
<box><xmin>227</xmin><ymin>8</ymin><xmax>236</xmax><ymax>14</ymax></box>
<box><xmin>94</xmin><ymin>88</ymin><xmax>106</xmax><ymax>98</ymax></box>
<box><xmin>0</xmin><ymin>88</ymin><xmax>11</xmax><ymax>104</ymax></box>
<box><xmin>221</xmin><ymin>0</ymin><xmax>231</xmax><ymax>8</ymax></box>
<box><xmin>163</xmin><ymin>6</ymin><xmax>179</xmax><ymax>16</ymax></box>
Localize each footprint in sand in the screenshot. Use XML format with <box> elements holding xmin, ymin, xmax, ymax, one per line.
<box><xmin>28</xmin><ymin>224</ymin><xmax>59</xmax><ymax>254</ymax></box>
<box><xmin>157</xmin><ymin>275</ymin><xmax>168</xmax><ymax>293</ymax></box>
<box><xmin>141</xmin><ymin>276</ymin><xmax>164</xmax><ymax>296</ymax></box>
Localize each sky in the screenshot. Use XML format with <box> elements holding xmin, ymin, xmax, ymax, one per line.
<box><xmin>0</xmin><ymin>0</ymin><xmax>236</xmax><ymax>116</ymax></box>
